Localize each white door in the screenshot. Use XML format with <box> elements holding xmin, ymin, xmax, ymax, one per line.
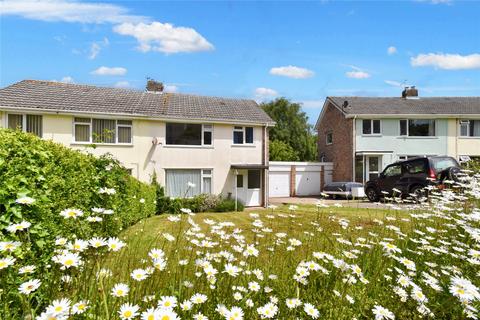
<box><xmin>246</xmin><ymin>170</ymin><xmax>261</xmax><ymax>206</ymax></box>
<box><xmin>366</xmin><ymin>156</ymin><xmax>382</xmax><ymax>182</ymax></box>
<box><xmin>235</xmin><ymin>172</ymin><xmax>246</xmax><ymax>205</ymax></box>
<box><xmin>295</xmin><ymin>171</ymin><xmax>321</xmax><ymax>196</ymax></box>
<box><xmin>269</xmin><ymin>171</ymin><xmax>290</xmax><ymax>197</ymax></box>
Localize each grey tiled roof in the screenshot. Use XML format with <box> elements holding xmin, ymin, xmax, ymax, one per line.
<box><xmin>328</xmin><ymin>96</ymin><xmax>480</xmax><ymax>116</ymax></box>
<box><xmin>0</xmin><ymin>80</ymin><xmax>275</xmax><ymax>125</ymax></box>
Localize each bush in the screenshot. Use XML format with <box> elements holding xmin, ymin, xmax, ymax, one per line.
<box><xmin>213</xmin><ymin>198</ymin><xmax>245</xmax><ymax>212</ymax></box>
<box><xmin>0</xmin><ymin>129</ymin><xmax>156</xmax><ymax>265</ymax></box>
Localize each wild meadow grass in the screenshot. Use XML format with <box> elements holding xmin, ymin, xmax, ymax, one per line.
<box><xmin>2</xmin><ymin>182</ymin><xmax>480</xmax><ymax>319</ymax></box>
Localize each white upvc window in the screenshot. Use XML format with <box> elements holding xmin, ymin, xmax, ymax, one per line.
<box><xmin>165</xmin><ymin>169</ymin><xmax>213</xmax><ymax>197</ymax></box>
<box><xmin>233</xmin><ymin>126</ymin><xmax>254</xmax><ymax>145</ymax></box>
<box><xmin>7</xmin><ymin>113</ymin><xmax>43</xmax><ymax>137</ymax></box>
<box><xmin>460</xmin><ymin>120</ymin><xmax>480</xmax><ymax>137</ymax></box>
<box><xmin>399</xmin><ymin>119</ymin><xmax>436</xmax><ymax>137</ymax></box>
<box><xmin>73</xmin><ymin>117</ymin><xmax>133</xmax><ymax>144</ymax></box>
<box><xmin>362</xmin><ymin>119</ymin><xmax>381</xmax><ymax>135</ymax></box>
<box><xmin>165</xmin><ymin>123</ymin><xmax>213</xmax><ymax>146</ymax></box>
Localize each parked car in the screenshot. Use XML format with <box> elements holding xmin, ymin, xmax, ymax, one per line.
<box><xmin>364</xmin><ymin>156</ymin><xmax>461</xmax><ymax>202</ymax></box>
<box><xmin>323</xmin><ymin>182</ymin><xmax>365</xmax><ymax>199</ymax></box>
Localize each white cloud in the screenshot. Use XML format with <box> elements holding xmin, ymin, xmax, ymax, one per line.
<box><xmin>60</xmin><ymin>76</ymin><xmax>74</xmax><ymax>83</ymax></box>
<box><xmin>254</xmin><ymin>87</ymin><xmax>278</xmax><ymax>100</ymax></box>
<box><xmin>416</xmin><ymin>0</ymin><xmax>453</xmax><ymax>4</ymax></box>
<box><xmin>411</xmin><ymin>53</ymin><xmax>480</xmax><ymax>70</ymax></box>
<box><xmin>269</xmin><ymin>65</ymin><xmax>314</xmax><ymax>79</ymax></box>
<box><xmin>114</xmin><ymin>81</ymin><xmax>130</xmax><ymax>88</ymax></box>
<box><xmin>0</xmin><ymin>0</ymin><xmax>146</xmax><ymax>24</ymax></box>
<box><xmin>164</xmin><ymin>85</ymin><xmax>178</xmax><ymax>93</ymax></box>
<box><xmin>300</xmin><ymin>100</ymin><xmax>324</xmax><ymax>109</ymax></box>
<box><xmin>384</xmin><ymin>80</ymin><xmax>404</xmax><ymax>87</ymax></box>
<box><xmin>113</xmin><ymin>22</ymin><xmax>214</xmax><ymax>54</ymax></box>
<box><xmin>387</xmin><ymin>46</ymin><xmax>397</xmax><ymax>55</ymax></box>
<box><xmin>91</xmin><ymin>66</ymin><xmax>127</xmax><ymax>76</ymax></box>
<box><xmin>345</xmin><ymin>65</ymin><xmax>371</xmax><ymax>79</ymax></box>
<box><xmin>88</xmin><ymin>37</ymin><xmax>109</xmax><ymax>60</ymax></box>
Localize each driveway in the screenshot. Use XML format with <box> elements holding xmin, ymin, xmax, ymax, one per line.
<box><xmin>269</xmin><ymin>197</ymin><xmax>395</xmax><ymax>209</ymax></box>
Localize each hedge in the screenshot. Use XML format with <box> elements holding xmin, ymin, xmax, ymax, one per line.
<box><xmin>0</xmin><ymin>129</ymin><xmax>156</xmax><ymax>265</ymax></box>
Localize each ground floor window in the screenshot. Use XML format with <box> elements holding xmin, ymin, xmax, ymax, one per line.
<box><xmin>165</xmin><ymin>169</ymin><xmax>212</xmax><ymax>198</ymax></box>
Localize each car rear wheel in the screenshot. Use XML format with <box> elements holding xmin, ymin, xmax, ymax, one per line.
<box><xmin>366</xmin><ymin>188</ymin><xmax>379</xmax><ymax>202</ymax></box>
<box><xmin>410</xmin><ymin>185</ymin><xmax>427</xmax><ymax>202</ymax></box>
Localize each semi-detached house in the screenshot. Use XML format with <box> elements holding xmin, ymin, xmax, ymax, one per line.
<box><xmin>316</xmin><ymin>88</ymin><xmax>480</xmax><ymax>183</ymax></box>
<box><xmin>0</xmin><ymin>80</ymin><xmax>275</xmax><ymax>207</ymax></box>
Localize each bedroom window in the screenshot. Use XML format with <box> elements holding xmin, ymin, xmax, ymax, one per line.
<box><xmin>460</xmin><ymin>120</ymin><xmax>480</xmax><ymax>137</ymax></box>
<box><xmin>400</xmin><ymin>119</ymin><xmax>435</xmax><ymax>137</ymax></box>
<box><xmin>166</xmin><ymin>123</ymin><xmax>213</xmax><ymax>146</ymax></box>
<box><xmin>73</xmin><ymin>118</ymin><xmax>132</xmax><ymax>144</ymax></box>
<box><xmin>233</xmin><ymin>126</ymin><xmax>254</xmax><ymax>144</ymax></box>
<box><xmin>362</xmin><ymin>119</ymin><xmax>381</xmax><ymax>135</ymax></box>
<box><xmin>7</xmin><ymin>113</ymin><xmax>43</xmax><ymax>137</ymax></box>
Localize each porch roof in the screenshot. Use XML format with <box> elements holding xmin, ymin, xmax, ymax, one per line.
<box><xmin>355</xmin><ymin>151</ymin><xmax>393</xmax><ymax>155</ymax></box>
<box><xmin>230</xmin><ymin>164</ymin><xmax>269</xmax><ymax>170</ymax></box>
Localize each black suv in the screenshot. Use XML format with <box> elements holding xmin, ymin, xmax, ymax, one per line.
<box><xmin>364</xmin><ymin>156</ymin><xmax>461</xmax><ymax>202</ymax></box>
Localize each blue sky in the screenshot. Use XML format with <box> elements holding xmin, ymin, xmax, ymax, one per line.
<box><xmin>1</xmin><ymin>0</ymin><xmax>480</xmax><ymax>124</ymax></box>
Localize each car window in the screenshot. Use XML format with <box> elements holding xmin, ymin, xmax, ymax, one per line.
<box><xmin>405</xmin><ymin>159</ymin><xmax>426</xmax><ymax>174</ymax></box>
<box><xmin>383</xmin><ymin>165</ymin><xmax>402</xmax><ymax>177</ymax></box>
<box><xmin>430</xmin><ymin>157</ymin><xmax>458</xmax><ymax>172</ymax></box>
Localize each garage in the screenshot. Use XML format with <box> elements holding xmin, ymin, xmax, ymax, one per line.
<box><xmin>269</xmin><ymin>171</ymin><xmax>290</xmax><ymax>197</ymax></box>
<box><xmin>295</xmin><ymin>170</ymin><xmax>320</xmax><ymax>196</ymax></box>
<box><xmin>268</xmin><ymin>161</ymin><xmax>333</xmax><ymax>198</ymax></box>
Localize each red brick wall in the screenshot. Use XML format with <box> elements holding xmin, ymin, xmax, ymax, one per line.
<box><xmin>317</xmin><ymin>102</ymin><xmax>353</xmax><ymax>182</ymax></box>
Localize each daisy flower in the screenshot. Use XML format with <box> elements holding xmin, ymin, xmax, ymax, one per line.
<box><xmin>15</xmin><ymin>196</ymin><xmax>35</xmax><ymax>205</ymax></box>
<box><xmin>19</xmin><ymin>265</ymin><xmax>36</xmax><ymax>274</ymax></box>
<box><xmin>19</xmin><ymin>279</ymin><xmax>41</xmax><ymax>294</ymax></box>
<box><xmin>89</xmin><ymin>237</ymin><xmax>107</xmax><ymax>248</ymax></box>
<box><xmin>107</xmin><ymin>237</ymin><xmax>126</xmax><ymax>252</ymax></box>
<box><xmin>372</xmin><ymin>304</ymin><xmax>395</xmax><ymax>320</ymax></box>
<box><xmin>118</xmin><ymin>303</ymin><xmax>139</xmax><ymax>320</ymax></box>
<box><xmin>72</xmin><ymin>301</ymin><xmax>89</xmax><ymax>315</ymax></box>
<box><xmin>53</xmin><ymin>252</ymin><xmax>82</xmax><ymax>269</ymax></box>
<box><xmin>0</xmin><ymin>241</ymin><xmax>21</xmax><ymax>252</ymax></box>
<box><xmin>0</xmin><ymin>256</ymin><xmax>16</xmax><ymax>269</ymax></box>
<box><xmin>226</xmin><ymin>306</ymin><xmax>244</xmax><ymax>320</ymax></box>
<box><xmin>46</xmin><ymin>298</ymin><xmax>71</xmax><ymax>316</ymax></box>
<box><xmin>111</xmin><ymin>283</ymin><xmax>130</xmax><ymax>297</ymax></box>
<box><xmin>191</xmin><ymin>293</ymin><xmax>208</xmax><ymax>304</ymax></box>
<box><xmin>286</xmin><ymin>298</ymin><xmax>302</xmax><ymax>309</ymax></box>
<box><xmin>6</xmin><ymin>220</ymin><xmax>31</xmax><ymax>233</ymax></box>
<box><xmin>303</xmin><ymin>303</ymin><xmax>320</xmax><ymax>319</ymax></box>
<box><xmin>158</xmin><ymin>296</ymin><xmax>178</xmax><ymax>309</ymax></box>
<box><xmin>156</xmin><ymin>308</ymin><xmax>179</xmax><ymax>320</ymax></box>
<box><xmin>131</xmin><ymin>268</ymin><xmax>149</xmax><ymax>281</ymax></box>
<box><xmin>59</xmin><ymin>208</ymin><xmax>83</xmax><ymax>219</ymax></box>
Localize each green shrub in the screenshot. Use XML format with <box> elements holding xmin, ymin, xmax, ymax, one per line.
<box><xmin>213</xmin><ymin>198</ymin><xmax>244</xmax><ymax>212</ymax></box>
<box><xmin>0</xmin><ymin>129</ymin><xmax>156</xmax><ymax>265</ymax></box>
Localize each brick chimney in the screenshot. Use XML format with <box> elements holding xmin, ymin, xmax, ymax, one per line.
<box><xmin>146</xmin><ymin>79</ymin><xmax>164</xmax><ymax>93</ymax></box>
<box><xmin>402</xmin><ymin>86</ymin><xmax>418</xmax><ymax>99</ymax></box>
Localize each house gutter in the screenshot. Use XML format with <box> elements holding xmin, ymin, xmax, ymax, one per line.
<box><xmin>352</xmin><ymin>115</ymin><xmax>357</xmax><ymax>182</ymax></box>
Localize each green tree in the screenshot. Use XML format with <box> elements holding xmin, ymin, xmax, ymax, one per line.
<box><xmin>262</xmin><ymin>98</ymin><xmax>317</xmax><ymax>161</ymax></box>
<box><xmin>269</xmin><ymin>140</ymin><xmax>299</xmax><ymax>161</ymax></box>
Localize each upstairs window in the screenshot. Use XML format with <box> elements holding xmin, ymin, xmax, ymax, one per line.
<box><xmin>73</xmin><ymin>118</ymin><xmax>132</xmax><ymax>144</ymax></box>
<box><xmin>7</xmin><ymin>113</ymin><xmax>43</xmax><ymax>137</ymax></box>
<box><xmin>233</xmin><ymin>126</ymin><xmax>254</xmax><ymax>144</ymax></box>
<box><xmin>362</xmin><ymin>119</ymin><xmax>381</xmax><ymax>135</ymax></box>
<box><xmin>166</xmin><ymin>123</ymin><xmax>212</xmax><ymax>146</ymax></box>
<box><xmin>460</xmin><ymin>120</ymin><xmax>480</xmax><ymax>137</ymax></box>
<box><xmin>400</xmin><ymin>119</ymin><xmax>435</xmax><ymax>137</ymax></box>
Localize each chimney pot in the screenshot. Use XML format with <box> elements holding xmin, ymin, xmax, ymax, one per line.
<box><xmin>146</xmin><ymin>79</ymin><xmax>164</xmax><ymax>93</ymax></box>
<box><xmin>402</xmin><ymin>86</ymin><xmax>418</xmax><ymax>99</ymax></box>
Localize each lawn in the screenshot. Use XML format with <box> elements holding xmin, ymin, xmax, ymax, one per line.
<box><xmin>4</xmin><ymin>198</ymin><xmax>480</xmax><ymax>320</ymax></box>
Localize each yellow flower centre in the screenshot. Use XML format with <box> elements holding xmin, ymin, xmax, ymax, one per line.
<box><xmin>117</xmin><ymin>290</ymin><xmax>123</xmax><ymax>295</ymax></box>
<box><xmin>0</xmin><ymin>262</ymin><xmax>6</xmax><ymax>268</ymax></box>
<box><xmin>55</xmin><ymin>306</ymin><xmax>63</xmax><ymax>312</ymax></box>
<box><xmin>6</xmin><ymin>244</ymin><xmax>13</xmax><ymax>249</ymax></box>
<box><xmin>74</xmin><ymin>244</ymin><xmax>81</xmax><ymax>249</ymax></box>
<box><xmin>457</xmin><ymin>288</ymin><xmax>465</xmax><ymax>295</ymax></box>
<box><xmin>124</xmin><ymin>310</ymin><xmax>132</xmax><ymax>317</ymax></box>
<box><xmin>64</xmin><ymin>259</ymin><xmax>74</xmax><ymax>266</ymax></box>
<box><xmin>147</xmin><ymin>315</ymin><xmax>155</xmax><ymax>320</ymax></box>
<box><xmin>161</xmin><ymin>316</ymin><xmax>170</xmax><ymax>320</ymax></box>
<box><xmin>165</xmin><ymin>301</ymin><xmax>171</xmax><ymax>306</ymax></box>
<box><xmin>68</xmin><ymin>212</ymin><xmax>76</xmax><ymax>217</ymax></box>
<box><xmin>78</xmin><ymin>304</ymin><xmax>86</xmax><ymax>310</ymax></box>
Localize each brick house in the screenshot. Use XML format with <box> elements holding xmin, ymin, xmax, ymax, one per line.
<box><xmin>315</xmin><ymin>89</ymin><xmax>480</xmax><ymax>183</ymax></box>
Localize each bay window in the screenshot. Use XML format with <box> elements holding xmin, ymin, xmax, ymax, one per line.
<box><xmin>7</xmin><ymin>113</ymin><xmax>43</xmax><ymax>137</ymax></box>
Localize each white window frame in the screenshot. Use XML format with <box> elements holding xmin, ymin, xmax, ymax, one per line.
<box><xmin>399</xmin><ymin>119</ymin><xmax>436</xmax><ymax>137</ymax></box>
<box><xmin>362</xmin><ymin>119</ymin><xmax>381</xmax><ymax>136</ymax></box>
<box><xmin>6</xmin><ymin>113</ymin><xmax>43</xmax><ymax>137</ymax></box>
<box><xmin>165</xmin><ymin>123</ymin><xmax>214</xmax><ymax>147</ymax></box>
<box><xmin>201</xmin><ymin>169</ymin><xmax>213</xmax><ymax>194</ymax></box>
<box><xmin>459</xmin><ymin>119</ymin><xmax>480</xmax><ymax>138</ymax></box>
<box><xmin>202</xmin><ymin>124</ymin><xmax>213</xmax><ymax>146</ymax></box>
<box><xmin>232</xmin><ymin>126</ymin><xmax>254</xmax><ymax>145</ymax></box>
<box><xmin>72</xmin><ymin>117</ymin><xmax>133</xmax><ymax>145</ymax></box>
<box><xmin>326</xmin><ymin>132</ymin><xmax>333</xmax><ymax>145</ymax></box>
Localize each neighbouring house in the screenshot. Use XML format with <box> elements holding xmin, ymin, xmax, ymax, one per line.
<box><xmin>0</xmin><ymin>80</ymin><xmax>275</xmax><ymax>207</ymax></box>
<box><xmin>315</xmin><ymin>87</ymin><xmax>480</xmax><ymax>183</ymax></box>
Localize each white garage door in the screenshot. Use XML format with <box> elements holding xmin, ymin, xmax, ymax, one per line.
<box><xmin>269</xmin><ymin>172</ymin><xmax>290</xmax><ymax>197</ymax></box>
<box><xmin>295</xmin><ymin>171</ymin><xmax>320</xmax><ymax>196</ymax></box>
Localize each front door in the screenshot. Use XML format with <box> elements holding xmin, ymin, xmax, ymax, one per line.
<box><xmin>365</xmin><ymin>156</ymin><xmax>381</xmax><ymax>182</ymax></box>
<box><xmin>235</xmin><ymin>170</ymin><xmax>261</xmax><ymax>207</ymax></box>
